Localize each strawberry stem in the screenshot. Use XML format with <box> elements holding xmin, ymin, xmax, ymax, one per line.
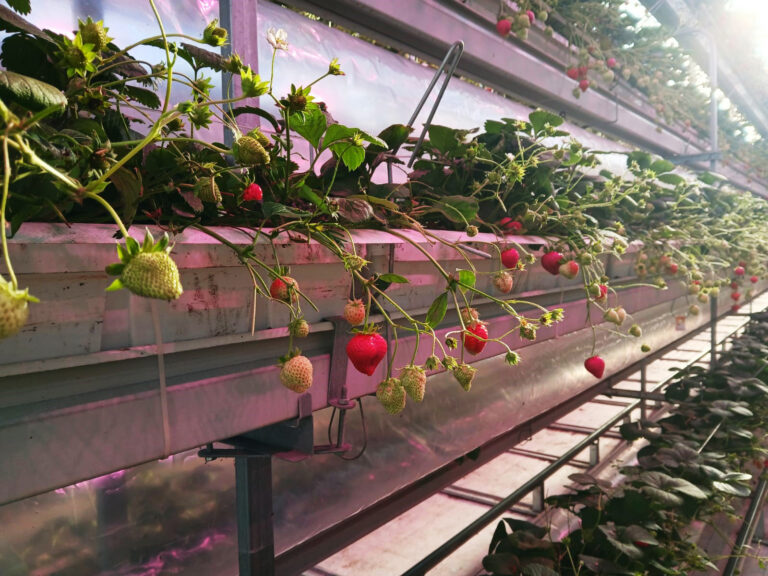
<box><xmin>1</xmin><ymin>137</ymin><xmax>16</xmax><ymax>289</ymax></box>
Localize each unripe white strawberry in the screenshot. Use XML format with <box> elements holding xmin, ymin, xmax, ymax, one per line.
<box><xmin>376</xmin><ymin>377</ymin><xmax>407</xmax><ymax>414</ymax></box>
<box><xmin>400</xmin><ymin>365</ymin><xmax>427</xmax><ymax>402</ymax></box>
<box><xmin>280</xmin><ymin>354</ymin><xmax>313</xmax><ymax>393</ymax></box>
<box><xmin>343</xmin><ymin>299</ymin><xmax>366</xmax><ymax>326</ymax></box>
<box><xmin>0</xmin><ymin>277</ymin><xmax>34</xmax><ymax>339</ymax></box>
<box><xmin>493</xmin><ymin>271</ymin><xmax>514</xmax><ymax>294</ymax></box>
<box><xmin>453</xmin><ymin>363</ymin><xmax>477</xmax><ymax>391</ymax></box>
<box><xmin>121</xmin><ymin>252</ymin><xmax>183</xmax><ymax>301</ymax></box>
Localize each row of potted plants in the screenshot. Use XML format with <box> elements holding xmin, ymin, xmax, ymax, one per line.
<box><xmin>1</xmin><ymin>2</ymin><xmax>767</xmax><ymax>415</ymax></box>
<box><xmin>483</xmin><ymin>315</ymin><xmax>768</xmax><ymax>575</ymax></box>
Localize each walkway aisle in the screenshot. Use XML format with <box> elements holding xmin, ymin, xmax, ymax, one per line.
<box><xmin>304</xmin><ymin>297</ymin><xmax>766</xmax><ymax>576</ymax></box>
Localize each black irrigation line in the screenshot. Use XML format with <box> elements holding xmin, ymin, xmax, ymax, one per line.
<box><xmin>400</xmin><ymin>305</ymin><xmax>763</xmax><ymax>576</ymax></box>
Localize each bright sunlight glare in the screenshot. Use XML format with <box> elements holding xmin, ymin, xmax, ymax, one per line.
<box><xmin>725</xmin><ymin>0</ymin><xmax>768</xmax><ymax>63</ymax></box>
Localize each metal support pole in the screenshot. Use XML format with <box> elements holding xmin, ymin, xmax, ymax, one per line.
<box><xmin>531</xmin><ymin>483</ymin><xmax>545</xmax><ymax>514</ymax></box>
<box><xmin>708</xmin><ymin>35</ymin><xmax>718</xmax><ymax>172</ymax></box>
<box><xmin>235</xmin><ymin>455</ymin><xmax>275</xmax><ymax>576</ymax></box>
<box><xmin>588</xmin><ymin>441</ymin><xmax>599</xmax><ymax>467</ymax></box>
<box><xmin>640</xmin><ymin>363</ymin><xmax>647</xmax><ymax>421</ymax></box>
<box><xmin>710</xmin><ymin>296</ymin><xmax>717</xmax><ymax>369</ymax></box>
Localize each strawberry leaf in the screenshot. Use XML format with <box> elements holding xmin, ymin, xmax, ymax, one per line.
<box><xmin>458</xmin><ymin>269</ymin><xmax>476</xmax><ymax>292</ymax></box>
<box><xmin>378</xmin><ymin>273</ymin><xmax>408</xmax><ymax>284</ymax></box>
<box><xmin>426</xmin><ymin>292</ymin><xmax>448</xmax><ymax>329</ymax></box>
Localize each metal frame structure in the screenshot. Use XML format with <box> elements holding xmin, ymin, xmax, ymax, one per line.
<box><xmin>273</xmin><ymin>0</ymin><xmax>765</xmax><ymax>194</ymax></box>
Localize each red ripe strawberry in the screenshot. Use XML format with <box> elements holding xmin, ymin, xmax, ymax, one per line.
<box><xmin>493</xmin><ymin>271</ymin><xmax>514</xmax><ymax>294</ymax></box>
<box><xmin>499</xmin><ymin>217</ymin><xmax>523</xmax><ymax>233</ymax></box>
<box><xmin>346</xmin><ymin>332</ymin><xmax>387</xmax><ymax>376</ymax></box>
<box><xmin>665</xmin><ymin>262</ymin><xmax>678</xmax><ymax>275</ymax></box>
<box><xmin>343</xmin><ymin>299</ymin><xmax>366</xmax><ymax>326</ymax></box>
<box><xmin>526</xmin><ymin>9</ymin><xmax>535</xmax><ymax>23</ymax></box>
<box><xmin>243</xmin><ymin>182</ymin><xmax>263</xmax><ymax>202</ymax></box>
<box><xmin>739</xmin><ymin>260</ymin><xmax>747</xmax><ymax>267</ymax></box>
<box><xmin>731</xmin><ymin>281</ymin><xmax>739</xmax><ymax>290</ymax></box>
<box><xmin>501</xmin><ymin>247</ymin><xmax>520</xmax><ymax>269</ymax></box>
<box><xmin>597</xmin><ymin>284</ymin><xmax>608</xmax><ymax>302</ymax></box>
<box><xmin>541</xmin><ymin>251</ymin><xmax>563</xmax><ymax>275</ymax></box>
<box><xmin>566</xmin><ymin>67</ymin><xmax>579</xmax><ymax>79</ymax></box>
<box><xmin>496</xmin><ymin>18</ymin><xmax>511</xmax><ymax>36</ymax></box>
<box><xmin>579</xmin><ymin>79</ymin><xmax>590</xmax><ymax>92</ymax></box>
<box><xmin>751</xmin><ymin>275</ymin><xmax>759</xmax><ymax>284</ymax></box>
<box><xmin>731</xmin><ymin>292</ymin><xmax>741</xmax><ymax>301</ymax></box>
<box><xmin>558</xmin><ymin>260</ymin><xmax>580</xmax><ymax>279</ymax></box>
<box><xmin>584</xmin><ymin>355</ymin><xmax>605</xmax><ymax>379</ymax></box>
<box><xmin>734</xmin><ymin>266</ymin><xmax>745</xmax><ymax>276</ymax></box>
<box><xmin>606</xmin><ymin>57</ymin><xmax>616</xmax><ymax>68</ymax></box>
<box><xmin>732</xmin><ymin>304</ymin><xmax>741</xmax><ymax>312</ymax></box>
<box><xmin>270</xmin><ymin>276</ymin><xmax>299</xmax><ymax>304</ymax></box>
<box><xmin>463</xmin><ymin>322</ymin><xmax>488</xmax><ymax>355</ymax></box>
<box><xmin>578</xmin><ymin>65</ymin><xmax>588</xmax><ymax>77</ymax></box>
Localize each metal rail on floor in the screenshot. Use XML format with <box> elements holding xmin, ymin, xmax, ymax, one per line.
<box><xmin>723</xmin><ymin>479</ymin><xmax>768</xmax><ymax>575</ymax></box>
<box><xmin>399</xmin><ymin>298</ymin><xmax>762</xmax><ymax>576</ymax></box>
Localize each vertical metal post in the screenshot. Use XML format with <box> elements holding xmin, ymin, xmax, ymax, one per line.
<box><xmin>235</xmin><ymin>455</ymin><xmax>275</xmax><ymax>576</ymax></box>
<box><xmin>640</xmin><ymin>363</ymin><xmax>647</xmax><ymax>421</ymax></box>
<box><xmin>710</xmin><ymin>295</ymin><xmax>717</xmax><ymax>369</ymax></box>
<box><xmin>588</xmin><ymin>441</ymin><xmax>599</xmax><ymax>467</ymax></box>
<box><xmin>531</xmin><ymin>483</ymin><xmax>545</xmax><ymax>513</ymax></box>
<box><xmin>707</xmin><ymin>34</ymin><xmax>718</xmax><ymax>172</ymax></box>
<box><xmin>96</xmin><ymin>473</ymin><xmax>128</xmax><ymax>570</ymax></box>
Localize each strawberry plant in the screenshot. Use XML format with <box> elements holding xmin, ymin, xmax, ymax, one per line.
<box><xmin>484</xmin><ymin>318</ymin><xmax>768</xmax><ymax>575</ymax></box>
<box><xmin>2</xmin><ymin>1</ymin><xmax>768</xmax><ymax>412</ymax></box>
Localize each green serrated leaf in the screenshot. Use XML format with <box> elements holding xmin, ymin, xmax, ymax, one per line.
<box><xmin>458</xmin><ymin>269</ymin><xmax>476</xmax><ymax>291</ymax></box>
<box><xmin>426</xmin><ymin>292</ymin><xmax>448</xmax><ymax>329</ymax></box>
<box><xmin>378</xmin><ymin>123</ymin><xmax>412</xmax><ymax>151</ymax></box>
<box><xmin>650</xmin><ymin>159</ymin><xmax>675</xmax><ymax>174</ymax></box>
<box><xmin>529</xmin><ymin>109</ymin><xmax>564</xmax><ymax>134</ymax></box>
<box><xmin>378</xmin><ymin>273</ymin><xmax>408</xmax><ymax>284</ymax></box>
<box><xmin>338</xmin><ymin>144</ymin><xmax>365</xmax><ymax>171</ymax></box>
<box><xmin>0</xmin><ymin>69</ymin><xmax>66</xmax><ymax>111</ymax></box>
<box><xmin>428</xmin><ymin>124</ymin><xmax>462</xmax><ymax>155</ymax></box>
<box><xmin>290</xmin><ymin>107</ymin><xmax>326</xmax><ymax>149</ymax></box>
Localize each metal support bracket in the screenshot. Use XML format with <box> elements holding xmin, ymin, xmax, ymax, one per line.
<box><xmin>588</xmin><ymin>441</ymin><xmax>600</xmax><ymax>467</ymax></box>
<box><xmin>669</xmin><ymin>151</ymin><xmax>722</xmax><ymax>165</ymax></box>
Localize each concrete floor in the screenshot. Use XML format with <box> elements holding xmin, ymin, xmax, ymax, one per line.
<box><xmin>305</xmin><ymin>297</ymin><xmax>768</xmax><ymax>576</ymax></box>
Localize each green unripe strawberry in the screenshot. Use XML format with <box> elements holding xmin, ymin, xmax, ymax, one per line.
<box><xmin>629</xmin><ymin>324</ymin><xmax>642</xmax><ymax>337</ymax></box>
<box><xmin>195</xmin><ymin>177</ymin><xmax>222</xmax><ymax>203</ymax></box>
<box><xmin>376</xmin><ymin>377</ymin><xmax>407</xmax><ymax>414</ymax></box>
<box><xmin>234</xmin><ymin>136</ymin><xmax>270</xmax><ymax>166</ymax></box>
<box><xmin>280</xmin><ymin>353</ymin><xmax>313</xmax><ymax>393</ymax></box>
<box><xmin>289</xmin><ymin>318</ymin><xmax>310</xmax><ymax>338</ymax></box>
<box><xmin>121</xmin><ymin>252</ymin><xmax>183</xmax><ymax>301</ymax></box>
<box><xmin>246</xmin><ymin>128</ymin><xmax>272</xmax><ymax>149</ymax></box>
<box><xmin>453</xmin><ymin>363</ymin><xmax>477</xmax><ymax>391</ymax></box>
<box><xmin>78</xmin><ymin>17</ymin><xmax>112</xmax><ymax>52</ymax></box>
<box><xmin>0</xmin><ymin>277</ymin><xmax>35</xmax><ymax>339</ymax></box>
<box><xmin>400</xmin><ymin>365</ymin><xmax>427</xmax><ymax>402</ymax></box>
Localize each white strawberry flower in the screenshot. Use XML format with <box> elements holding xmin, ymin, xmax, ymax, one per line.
<box><xmin>267</xmin><ymin>28</ymin><xmax>288</xmax><ymax>51</ymax></box>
